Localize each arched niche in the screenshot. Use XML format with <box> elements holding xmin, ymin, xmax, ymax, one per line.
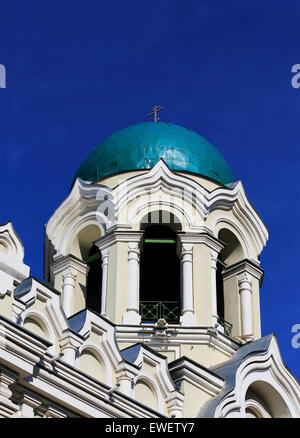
<box><xmin>70</xmin><ymin>224</ymin><xmax>101</xmax><ymax>260</ymax></box>
<box><xmin>139</xmin><ymin>211</ymin><xmax>182</xmax><ymax>324</ymax></box>
<box><xmin>245</xmin><ymin>381</ymin><xmax>292</xmax><ymax>418</ymax></box>
<box><xmin>134</xmin><ymin>379</ymin><xmax>158</xmax><ymax>411</ymax></box>
<box><xmin>23</xmin><ymin>316</ymin><xmax>48</xmax><ymax>340</ymax></box>
<box><xmin>79</xmin><ymin>348</ymin><xmax>106</xmax><ymax>383</ymax></box>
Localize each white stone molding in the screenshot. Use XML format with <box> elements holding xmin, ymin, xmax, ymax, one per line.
<box><xmin>0</xmin><ymin>315</ymin><xmax>52</xmax><ymax>377</ymax></box>
<box><xmin>13</xmin><ymin>277</ymin><xmax>69</xmax><ymax>352</ymax></box>
<box><xmin>222</xmin><ymin>259</ymin><xmax>264</xmax><ymax>284</ymax></box>
<box><xmin>0</xmin><ymin>222</ymin><xmax>25</xmax><ymax>261</ymax></box>
<box><xmin>45</xmin><ymin>178</ymin><xmax>112</xmax><ymax>257</ymax></box>
<box><xmin>112</xmin><ymin>160</ymin><xmax>268</xmax><ymax>255</ymax></box>
<box><xmin>21</xmin><ymin>308</ymin><xmax>56</xmax><ymax>354</ymax></box>
<box><xmin>0</xmin><ymin>369</ymin><xmax>19</xmax><ymax>417</ymax></box>
<box><xmin>49</xmin><ymin>254</ymin><xmax>89</xmax><ymax>284</ymax></box>
<box><xmin>0</xmin><ymin>222</ymin><xmax>30</xmax><ymax>297</ymax></box>
<box><xmin>244</xmin><ymin>398</ymin><xmax>270</xmax><ymax>418</ymax></box>
<box><xmin>17</xmin><ymin>391</ymin><xmax>42</xmax><ymax>418</ymax></box>
<box><xmin>46</xmin><ymin>161</ymin><xmax>268</xmax><ymax>270</ymax></box>
<box><xmin>169</xmin><ymin>357</ymin><xmax>224</xmax><ymax>399</ymax></box>
<box><xmin>212</xmin><ymin>335</ymin><xmax>300</xmax><ymax>418</ymax></box>
<box><xmin>116</xmin><ymin>324</ymin><xmax>239</xmax><ymax>359</ymax></box>
<box><xmin>11</xmin><ymin>299</ymin><xmax>26</xmax><ymax>324</ymax></box>
<box><xmin>44</xmin><ymin>405</ymin><xmax>67</xmax><ymax>418</ymax></box>
<box><xmin>124</xmin><ymin>344</ymin><xmax>180</xmax><ymax>410</ymax></box>
<box><xmin>70</xmin><ymin>310</ymin><xmax>123</xmax><ymax>371</ymax></box>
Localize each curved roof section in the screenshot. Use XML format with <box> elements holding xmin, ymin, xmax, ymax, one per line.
<box><xmin>73</xmin><ymin>122</ymin><xmax>234</xmax><ymax>185</ymax></box>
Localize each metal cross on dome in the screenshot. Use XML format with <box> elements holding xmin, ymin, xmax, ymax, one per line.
<box><xmin>147</xmin><ymin>105</ymin><xmax>164</xmax><ymax>122</ymax></box>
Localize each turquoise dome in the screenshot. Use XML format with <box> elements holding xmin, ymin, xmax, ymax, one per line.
<box><xmin>73</xmin><ymin>122</ymin><xmax>234</xmax><ymax>185</ymax></box>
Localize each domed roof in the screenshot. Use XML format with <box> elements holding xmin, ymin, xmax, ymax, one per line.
<box><xmin>73</xmin><ymin>122</ymin><xmax>234</xmax><ymax>185</ymax></box>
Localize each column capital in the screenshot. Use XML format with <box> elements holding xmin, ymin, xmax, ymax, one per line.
<box><xmin>238</xmin><ymin>271</ymin><xmax>253</xmax><ymax>284</ymax></box>
<box><xmin>62</xmin><ymin>267</ymin><xmax>77</xmax><ymax>282</ymax></box>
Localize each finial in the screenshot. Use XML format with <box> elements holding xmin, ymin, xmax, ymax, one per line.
<box><xmin>147</xmin><ymin>105</ymin><xmax>164</xmax><ymax>122</ymax></box>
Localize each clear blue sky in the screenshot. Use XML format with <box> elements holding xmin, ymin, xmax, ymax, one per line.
<box><xmin>0</xmin><ymin>1</ymin><xmax>299</xmax><ymax>379</ymax></box>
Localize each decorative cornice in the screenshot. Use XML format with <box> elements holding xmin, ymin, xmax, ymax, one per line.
<box><xmin>168</xmin><ymin>356</ymin><xmax>224</xmax><ymax>397</ymax></box>
<box><xmin>95</xmin><ymin>230</ymin><xmax>144</xmax><ymax>251</ymax></box>
<box><xmin>50</xmin><ymin>254</ymin><xmax>89</xmax><ymax>281</ymax></box>
<box><xmin>222</xmin><ymin>259</ymin><xmax>264</xmax><ymax>284</ymax></box>
<box><xmin>177</xmin><ymin>232</ymin><xmax>225</xmax><ymax>253</ymax></box>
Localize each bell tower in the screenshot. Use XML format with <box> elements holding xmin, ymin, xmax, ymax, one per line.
<box><xmin>1</xmin><ymin>120</ymin><xmax>298</xmax><ymax>418</ymax></box>
<box><xmin>45</xmin><ymin>122</ymin><xmax>268</xmax><ymax>367</ymax></box>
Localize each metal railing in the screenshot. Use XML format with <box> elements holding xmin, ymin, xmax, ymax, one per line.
<box><xmin>140</xmin><ymin>301</ymin><xmax>180</xmax><ymax>323</ymax></box>
<box><xmin>217</xmin><ymin>317</ymin><xmax>233</xmax><ymax>337</ymax></box>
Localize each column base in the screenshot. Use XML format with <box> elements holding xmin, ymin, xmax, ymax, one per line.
<box><xmin>180</xmin><ymin>311</ymin><xmax>197</xmax><ymax>326</ymax></box>
<box><xmin>122</xmin><ymin>310</ymin><xmax>141</xmax><ymax>325</ymax></box>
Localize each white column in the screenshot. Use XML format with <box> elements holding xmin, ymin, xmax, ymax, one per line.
<box><xmin>116</xmin><ymin>364</ymin><xmax>137</xmax><ymax>398</ymax></box>
<box><xmin>238</xmin><ymin>272</ymin><xmax>253</xmax><ymax>336</ymax></box>
<box><xmin>62</xmin><ymin>268</ymin><xmax>77</xmax><ymax>318</ymax></box>
<box><xmin>211</xmin><ymin>249</ymin><xmax>219</xmax><ymax>327</ymax></box>
<box><xmin>180</xmin><ymin>243</ymin><xmax>197</xmax><ymax>326</ymax></box>
<box><xmin>123</xmin><ymin>242</ymin><xmax>141</xmax><ymax>325</ymax></box>
<box><xmin>100</xmin><ymin>248</ymin><xmax>109</xmax><ymax>316</ymax></box>
<box><xmin>59</xmin><ymin>332</ymin><xmax>82</xmax><ymax>367</ymax></box>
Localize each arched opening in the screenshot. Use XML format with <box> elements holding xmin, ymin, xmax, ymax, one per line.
<box><xmin>216</xmin><ymin>254</ymin><xmax>225</xmax><ymax>321</ymax></box>
<box><xmin>218</xmin><ymin>228</ymin><xmax>244</xmax><ymax>266</ymax></box>
<box><xmin>216</xmin><ymin>228</ymin><xmax>245</xmax><ymax>336</ymax></box>
<box><xmin>70</xmin><ymin>224</ymin><xmax>103</xmax><ymax>314</ymax></box>
<box><xmin>140</xmin><ymin>213</ymin><xmax>181</xmax><ymax>323</ymax></box>
<box><xmin>86</xmin><ymin>245</ymin><xmax>103</xmax><ymax>314</ymax></box>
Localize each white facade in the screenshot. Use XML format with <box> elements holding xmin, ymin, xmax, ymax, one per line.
<box><xmin>0</xmin><ymin>159</ymin><xmax>299</xmax><ymax>418</ymax></box>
